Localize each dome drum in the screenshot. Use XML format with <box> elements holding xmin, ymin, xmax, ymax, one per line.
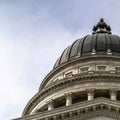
<box><xmin>40</xmin><ymin>56</ymin><xmax>120</xmax><ymax>89</ymax></box>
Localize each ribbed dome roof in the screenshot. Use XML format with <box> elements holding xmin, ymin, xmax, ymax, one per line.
<box><xmin>54</xmin><ymin>18</ymin><xmax>120</xmax><ymax>68</ymax></box>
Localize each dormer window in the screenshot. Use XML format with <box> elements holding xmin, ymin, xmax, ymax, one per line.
<box><xmin>96</xmin><ymin>66</ymin><xmax>106</xmax><ymax>71</ymax></box>
<box><xmin>80</xmin><ymin>67</ymin><xmax>89</xmax><ymax>73</ymax></box>
<box><xmin>115</xmin><ymin>67</ymin><xmax>120</xmax><ymax>73</ymax></box>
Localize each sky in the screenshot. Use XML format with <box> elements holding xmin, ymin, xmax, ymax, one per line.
<box><xmin>1</xmin><ymin>0</ymin><xmax>120</xmax><ymax>120</ymax></box>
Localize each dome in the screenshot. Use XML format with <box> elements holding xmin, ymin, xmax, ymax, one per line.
<box><xmin>54</xmin><ymin>18</ymin><xmax>120</xmax><ymax>68</ymax></box>
<box><xmin>21</xmin><ymin>19</ymin><xmax>120</xmax><ymax>119</ymax></box>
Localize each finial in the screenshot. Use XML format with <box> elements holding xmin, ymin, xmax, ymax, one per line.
<box><xmin>100</xmin><ymin>18</ymin><xmax>104</xmax><ymax>22</ymax></box>
<box><xmin>92</xmin><ymin>18</ymin><xmax>111</xmax><ymax>34</ymax></box>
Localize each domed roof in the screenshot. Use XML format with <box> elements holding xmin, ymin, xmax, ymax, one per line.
<box><xmin>54</xmin><ymin>18</ymin><xmax>120</xmax><ymax>68</ymax></box>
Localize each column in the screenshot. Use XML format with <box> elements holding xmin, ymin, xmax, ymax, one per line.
<box><xmin>87</xmin><ymin>89</ymin><xmax>94</xmax><ymax>100</ymax></box>
<box><xmin>65</xmin><ymin>92</ymin><xmax>72</xmax><ymax>106</ymax></box>
<box><xmin>48</xmin><ymin>100</ymin><xmax>54</xmax><ymax>110</ymax></box>
<box><xmin>110</xmin><ymin>89</ymin><xmax>117</xmax><ymax>100</ymax></box>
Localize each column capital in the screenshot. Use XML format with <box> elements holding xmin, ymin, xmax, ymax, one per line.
<box><xmin>86</xmin><ymin>88</ymin><xmax>95</xmax><ymax>93</ymax></box>
<box><xmin>87</xmin><ymin>88</ymin><xmax>94</xmax><ymax>100</ymax></box>
<box><xmin>64</xmin><ymin>92</ymin><xmax>72</xmax><ymax>97</ymax></box>
<box><xmin>47</xmin><ymin>99</ymin><xmax>54</xmax><ymax>110</ymax></box>
<box><xmin>35</xmin><ymin>108</ymin><xmax>39</xmax><ymax>113</ymax></box>
<box><xmin>46</xmin><ymin>99</ymin><xmax>54</xmax><ymax>104</ymax></box>
<box><xmin>110</xmin><ymin>88</ymin><xmax>118</xmax><ymax>93</ymax></box>
<box><xmin>64</xmin><ymin>92</ymin><xmax>72</xmax><ymax>106</ymax></box>
<box><xmin>110</xmin><ymin>88</ymin><xmax>117</xmax><ymax>100</ymax></box>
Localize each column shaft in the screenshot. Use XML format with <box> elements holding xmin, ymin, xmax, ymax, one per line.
<box><xmin>87</xmin><ymin>89</ymin><xmax>94</xmax><ymax>100</ymax></box>
<box><xmin>65</xmin><ymin>92</ymin><xmax>72</xmax><ymax>106</ymax></box>
<box><xmin>48</xmin><ymin>100</ymin><xmax>54</xmax><ymax>110</ymax></box>
<box><xmin>110</xmin><ymin>89</ymin><xmax>117</xmax><ymax>100</ymax></box>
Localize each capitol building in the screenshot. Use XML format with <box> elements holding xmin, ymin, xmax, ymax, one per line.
<box><xmin>14</xmin><ymin>19</ymin><xmax>120</xmax><ymax>120</ymax></box>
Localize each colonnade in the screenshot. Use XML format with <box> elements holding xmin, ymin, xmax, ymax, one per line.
<box><xmin>47</xmin><ymin>89</ymin><xmax>118</xmax><ymax>110</ymax></box>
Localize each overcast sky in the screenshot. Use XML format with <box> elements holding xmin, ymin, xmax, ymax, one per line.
<box><xmin>1</xmin><ymin>0</ymin><xmax>120</xmax><ymax>120</ymax></box>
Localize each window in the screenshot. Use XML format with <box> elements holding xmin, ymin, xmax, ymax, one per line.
<box><xmin>96</xmin><ymin>66</ymin><xmax>106</xmax><ymax>71</ymax></box>
<box><xmin>65</xmin><ymin>71</ymin><xmax>73</xmax><ymax>78</ymax></box>
<box><xmin>115</xmin><ymin>67</ymin><xmax>120</xmax><ymax>73</ymax></box>
<box><xmin>80</xmin><ymin>67</ymin><xmax>89</xmax><ymax>73</ymax></box>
